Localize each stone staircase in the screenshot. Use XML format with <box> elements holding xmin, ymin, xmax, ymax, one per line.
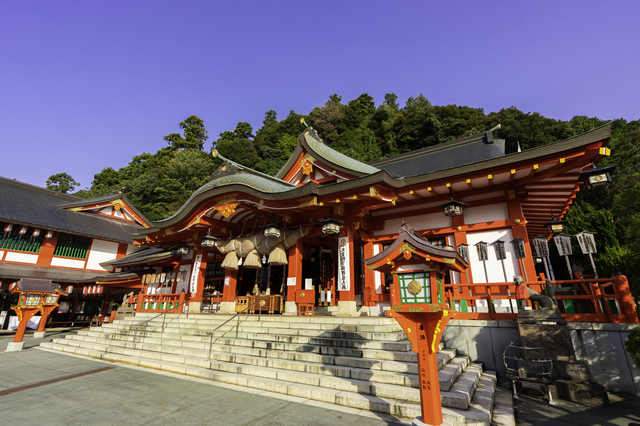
<box><xmin>39</xmin><ymin>313</ymin><xmax>510</xmax><ymax>425</ymax></box>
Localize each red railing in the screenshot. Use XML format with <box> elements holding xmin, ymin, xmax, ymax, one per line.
<box><xmin>443</xmin><ymin>274</ymin><xmax>638</xmax><ymax>324</ymax></box>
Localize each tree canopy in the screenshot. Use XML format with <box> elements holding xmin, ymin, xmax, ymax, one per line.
<box><xmin>46</xmin><ymin>172</ymin><xmax>80</xmax><ymax>194</ymax></box>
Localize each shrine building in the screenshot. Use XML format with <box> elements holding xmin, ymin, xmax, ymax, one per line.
<box><xmin>108</xmin><ymin>122</ymin><xmax>633</xmax><ymax>323</ymax></box>
<box><xmin>0</xmin><ymin>178</ymin><xmax>151</xmax><ymax>328</ymax></box>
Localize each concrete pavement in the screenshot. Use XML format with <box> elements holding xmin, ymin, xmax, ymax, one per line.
<box><xmin>2</xmin><ymin>330</ymin><xmax>640</xmax><ymax>426</ymax></box>
<box><xmin>0</xmin><ymin>331</ymin><xmax>409</xmax><ymax>426</ymax></box>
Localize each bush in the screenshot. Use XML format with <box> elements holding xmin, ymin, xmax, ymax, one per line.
<box><xmin>626</xmin><ymin>330</ymin><xmax>640</xmax><ymax>369</ymax></box>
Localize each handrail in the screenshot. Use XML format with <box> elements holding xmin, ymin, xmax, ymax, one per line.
<box><xmin>207</xmin><ymin>299</ymin><xmax>265</xmax><ymax>360</ymax></box>
<box><xmin>132</xmin><ymin>299</ymin><xmax>189</xmax><ymax>349</ymax></box>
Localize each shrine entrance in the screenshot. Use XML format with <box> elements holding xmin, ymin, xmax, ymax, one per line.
<box><xmin>302</xmin><ymin>239</ymin><xmax>336</xmax><ymax>307</ymax></box>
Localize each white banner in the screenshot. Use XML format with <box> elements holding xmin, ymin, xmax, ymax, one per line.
<box><xmin>190</xmin><ymin>254</ymin><xmax>202</xmax><ymax>294</ymax></box>
<box><xmin>287</xmin><ymin>277</ymin><xmax>296</xmax><ymax>286</ymax></box>
<box><xmin>338</xmin><ymin>237</ymin><xmax>350</xmax><ymax>292</ymax></box>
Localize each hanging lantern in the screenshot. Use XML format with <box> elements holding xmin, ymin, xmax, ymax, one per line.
<box><xmin>45</xmin><ymin>230</ymin><xmax>54</xmax><ymax>239</ymax></box>
<box><xmin>200</xmin><ymin>228</ymin><xmax>218</xmax><ymax>248</ymax></box>
<box><xmin>544</xmin><ymin>212</ymin><xmax>567</xmax><ymax>235</ymax></box>
<box><xmin>576</xmin><ymin>231</ymin><xmax>597</xmax><ymax>255</ymax></box>
<box><xmin>263</xmin><ymin>223</ymin><xmax>282</xmax><ymax>239</ymax></box>
<box><xmin>578</xmin><ymin>163</ymin><xmax>616</xmax><ymax>190</ymax></box>
<box><xmin>439</xmin><ymin>198</ymin><xmax>469</xmax><ymax>217</ymax></box>
<box><xmin>553</xmin><ymin>234</ymin><xmax>573</xmax><ymax>257</ymax></box>
<box><xmin>32</xmin><ymin>228</ymin><xmax>41</xmax><ymax>237</ymax></box>
<box><xmin>83</xmin><ymin>286</ymin><xmax>88</xmax><ymax>295</ymax></box>
<box><xmin>4</xmin><ymin>224</ymin><xmax>13</xmax><ymax>232</ymax></box>
<box><xmin>510</xmin><ymin>238</ymin><xmax>527</xmax><ymax>259</ymax></box>
<box><xmin>19</xmin><ymin>226</ymin><xmax>28</xmax><ymax>235</ymax></box>
<box><xmin>491</xmin><ymin>240</ymin><xmax>507</xmax><ymax>260</ymax></box>
<box><xmin>457</xmin><ymin>244</ymin><xmax>469</xmax><ymax>262</ymax></box>
<box><xmin>96</xmin><ymin>285</ymin><xmax>103</xmax><ymax>294</ymax></box>
<box><xmin>531</xmin><ymin>236</ymin><xmax>550</xmax><ymax>258</ymax></box>
<box><xmin>171</xmin><ymin>245</ymin><xmax>190</xmax><ymax>256</ymax></box>
<box><xmin>66</xmin><ymin>285</ymin><xmax>74</xmax><ymax>293</ymax></box>
<box><xmin>321</xmin><ymin>218</ymin><xmax>343</xmax><ymax>235</ymax></box>
<box><xmin>474</xmin><ymin>241</ymin><xmax>489</xmax><ymax>261</ymax></box>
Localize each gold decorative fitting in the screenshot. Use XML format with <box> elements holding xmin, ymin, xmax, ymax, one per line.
<box><xmin>297</xmin><ymin>196</ymin><xmax>317</xmax><ymax>208</ymax></box>
<box><xmin>514</xmin><ymin>219</ymin><xmax>521</xmax><ymax>225</ymax></box>
<box><xmin>456</xmin><ymin>226</ymin><xmax>462</xmax><ymax>231</ymax></box>
<box><xmin>407</xmin><ymin>307</ymin><xmax>424</xmax><ymax>312</ymax></box>
<box><xmin>216</xmin><ymin>203</ymin><xmax>239</xmax><ymax>218</ymax></box>
<box><xmin>407</xmin><ymin>280</ymin><xmax>422</xmax><ymax>295</ymax></box>
<box><xmin>397</xmin><ymin>242</ymin><xmax>416</xmax><ymax>255</ymax></box>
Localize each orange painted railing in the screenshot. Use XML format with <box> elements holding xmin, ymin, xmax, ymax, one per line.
<box><xmin>443</xmin><ymin>274</ymin><xmax>638</xmax><ymax>324</ymax></box>
<box><xmin>136</xmin><ymin>292</ymin><xmax>186</xmax><ymax>313</ymax></box>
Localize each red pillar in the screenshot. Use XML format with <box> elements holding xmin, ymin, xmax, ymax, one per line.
<box><xmin>222</xmin><ymin>269</ymin><xmax>238</xmax><ymax>303</ymax></box>
<box><xmin>362</xmin><ymin>239</ymin><xmax>376</xmax><ymax>307</ymax></box>
<box><xmin>612</xmin><ymin>274</ymin><xmax>639</xmax><ymax>323</ymax></box>
<box><xmin>286</xmin><ymin>239</ymin><xmax>303</xmax><ymax>303</ymax></box>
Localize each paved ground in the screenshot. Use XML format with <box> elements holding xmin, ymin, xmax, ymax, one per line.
<box><xmin>2</xmin><ymin>329</ymin><xmax>640</xmax><ymax>426</ymax></box>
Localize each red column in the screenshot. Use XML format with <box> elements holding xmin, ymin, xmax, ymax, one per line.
<box><xmin>286</xmin><ymin>239</ymin><xmax>303</xmax><ymax>303</ymax></box>
<box><xmin>362</xmin><ymin>239</ymin><xmax>376</xmax><ymax>307</ymax></box>
<box><xmin>36</xmin><ymin>233</ymin><xmax>58</xmax><ymax>267</ymax></box>
<box><xmin>222</xmin><ymin>269</ymin><xmax>238</xmax><ymax>303</ymax></box>
<box><xmin>612</xmin><ymin>274</ymin><xmax>639</xmax><ymax>323</ymax></box>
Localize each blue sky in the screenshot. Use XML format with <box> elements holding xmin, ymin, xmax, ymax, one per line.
<box><xmin>1</xmin><ymin>1</ymin><xmax>638</xmax><ymax>190</ymax></box>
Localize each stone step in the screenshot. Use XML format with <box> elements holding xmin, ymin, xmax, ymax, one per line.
<box><xmin>72</xmin><ymin>327</ymin><xmax>424</xmax><ymax>366</ymax></box>
<box><xmin>39</xmin><ymin>340</ymin><xmax>492</xmax><ymax>423</ymax></box>
<box><xmin>125</xmin><ymin>313</ymin><xmax>403</xmax><ymax>327</ymax></box>
<box><xmin>54</xmin><ymin>334</ymin><xmax>465</xmax><ymax>391</ymax></box>
<box><xmin>83</xmin><ymin>325</ymin><xmax>413</xmax><ymax>353</ymax></box>
<box><xmin>98</xmin><ymin>320</ymin><xmax>407</xmax><ymax>341</ymax></box>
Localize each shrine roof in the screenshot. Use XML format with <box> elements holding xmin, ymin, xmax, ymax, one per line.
<box><xmin>0</xmin><ymin>262</ymin><xmax>113</xmax><ymax>283</ymax></box>
<box><xmin>152</xmin><ymin>151</ymin><xmax>304</xmax><ymax>226</ymax></box>
<box><xmin>0</xmin><ymin>177</ymin><xmax>145</xmax><ymax>243</ymax></box>
<box><xmin>368</xmin><ymin>130</ymin><xmax>505</xmax><ymax>178</ymax></box>
<box><xmin>275</xmin><ymin>128</ymin><xmax>381</xmax><ymax>179</ymax></box>
<box><xmin>57</xmin><ymin>192</ymin><xmax>150</xmax><ymax>227</ymax></box>
<box><xmin>364</xmin><ymin>223</ymin><xmax>468</xmax><ymax>274</ymax></box>
<box><xmin>100</xmin><ymin>247</ymin><xmax>173</xmax><ymax>267</ymax></box>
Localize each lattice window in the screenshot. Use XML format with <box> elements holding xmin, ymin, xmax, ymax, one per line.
<box><xmin>53</xmin><ymin>233</ymin><xmax>91</xmax><ymax>259</ymax></box>
<box><xmin>398</xmin><ymin>271</ymin><xmax>432</xmax><ymax>304</ymax></box>
<box><xmin>0</xmin><ymin>223</ymin><xmax>44</xmax><ymax>253</ymax></box>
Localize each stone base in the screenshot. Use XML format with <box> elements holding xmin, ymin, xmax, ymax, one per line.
<box><xmin>337</xmin><ymin>300</ymin><xmax>357</xmax><ymax>316</ymax></box>
<box><xmin>188</xmin><ymin>302</ymin><xmax>201</xmax><ymax>313</ymax></box>
<box><xmin>33</xmin><ymin>331</ymin><xmax>46</xmax><ymax>338</ymax></box>
<box><xmin>551</xmin><ymin>380</ymin><xmax>609</xmax><ymax>406</ymax></box>
<box><xmin>218</xmin><ymin>301</ymin><xmax>236</xmax><ymax>314</ymax></box>
<box><xmin>412</xmin><ymin>415</ymin><xmax>453</xmax><ymax>426</ymax></box>
<box><xmin>5</xmin><ymin>342</ymin><xmax>24</xmax><ymax>352</ymax></box>
<box><xmin>114</xmin><ymin>312</ymin><xmax>135</xmax><ymax>322</ymax></box>
<box><xmin>283</xmin><ymin>301</ymin><xmax>298</xmax><ymax>315</ymax></box>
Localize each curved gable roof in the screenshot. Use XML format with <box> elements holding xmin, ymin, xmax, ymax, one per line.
<box><xmin>275</xmin><ymin>127</ymin><xmax>380</xmax><ymax>180</ymax></box>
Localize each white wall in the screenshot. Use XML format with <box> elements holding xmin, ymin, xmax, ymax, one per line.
<box><xmin>5</xmin><ymin>252</ymin><xmax>38</xmax><ymax>264</ymax></box>
<box><xmin>86</xmin><ymin>239</ymin><xmax>120</xmax><ymax>271</ymax></box>
<box><xmin>465</xmin><ymin>229</ymin><xmax>520</xmax><ymax>284</ymax></box>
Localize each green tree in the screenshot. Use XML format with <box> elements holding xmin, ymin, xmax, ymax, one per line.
<box><xmin>46</xmin><ymin>172</ymin><xmax>80</xmax><ymax>194</ymax></box>
<box><xmin>164</xmin><ymin>115</ymin><xmax>208</xmax><ymax>150</ymax></box>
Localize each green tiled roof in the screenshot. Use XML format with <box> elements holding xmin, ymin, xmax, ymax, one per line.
<box><xmin>303</xmin><ymin>133</ymin><xmax>381</xmax><ymax>176</ymax></box>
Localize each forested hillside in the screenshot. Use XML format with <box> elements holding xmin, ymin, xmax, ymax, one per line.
<box><xmin>67</xmin><ymin>93</ymin><xmax>639</xmax><ymax>296</ymax></box>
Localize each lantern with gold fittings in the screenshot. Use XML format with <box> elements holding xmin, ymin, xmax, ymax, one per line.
<box><xmin>364</xmin><ymin>222</ymin><xmax>468</xmax><ymax>426</ymax></box>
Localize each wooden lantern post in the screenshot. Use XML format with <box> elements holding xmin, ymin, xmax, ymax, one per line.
<box><xmin>7</xmin><ymin>278</ymin><xmax>68</xmax><ymax>352</ymax></box>
<box><xmin>365</xmin><ymin>223</ymin><xmax>468</xmax><ymax>426</ymax></box>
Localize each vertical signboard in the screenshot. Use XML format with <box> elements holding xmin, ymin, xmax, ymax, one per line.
<box><xmin>338</xmin><ymin>237</ymin><xmax>350</xmax><ymax>291</ymax></box>
<box><xmin>190</xmin><ymin>254</ymin><xmax>202</xmax><ymax>294</ymax></box>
